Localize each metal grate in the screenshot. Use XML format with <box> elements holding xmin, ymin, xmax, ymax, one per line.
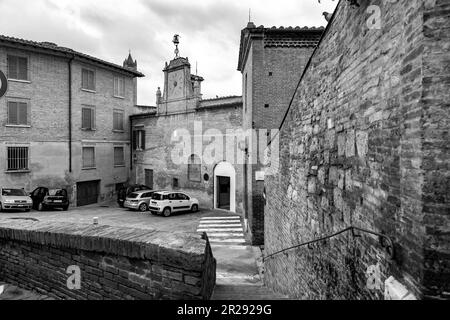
<box><xmin>7</xmin><ymin>147</ymin><xmax>29</xmax><ymax>171</ymax></box>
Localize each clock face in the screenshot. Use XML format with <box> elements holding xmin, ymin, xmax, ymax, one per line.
<box><xmin>168</xmin><ymin>70</ymin><xmax>184</xmax><ymax>99</ymax></box>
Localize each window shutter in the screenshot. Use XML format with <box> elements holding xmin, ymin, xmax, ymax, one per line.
<box><xmin>18</xmin><ymin>57</ymin><xmax>28</xmax><ymax>80</ymax></box>
<box><xmin>82</xmin><ymin>70</ymin><xmax>87</xmax><ymax>89</ymax></box>
<box><xmin>141</xmin><ymin>131</ymin><xmax>146</xmax><ymax>150</ymax></box>
<box><xmin>132</xmin><ymin>131</ymin><xmax>137</xmax><ymax>150</ymax></box>
<box><xmin>7</xmin><ymin>102</ymin><xmax>18</xmax><ymax>125</ymax></box>
<box><xmin>18</xmin><ymin>102</ymin><xmax>28</xmax><ymax>125</ymax></box>
<box><xmin>82</xmin><ymin>108</ymin><xmax>93</xmax><ymax>129</ymax></box>
<box><xmin>8</xmin><ymin>56</ymin><xmax>18</xmax><ymax>80</ymax></box>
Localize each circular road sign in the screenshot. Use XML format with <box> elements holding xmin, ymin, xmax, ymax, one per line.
<box><xmin>0</xmin><ymin>70</ymin><xmax>8</xmax><ymax>98</ymax></box>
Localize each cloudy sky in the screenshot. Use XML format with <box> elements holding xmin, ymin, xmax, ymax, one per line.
<box><xmin>0</xmin><ymin>0</ymin><xmax>337</xmax><ymax>105</ymax></box>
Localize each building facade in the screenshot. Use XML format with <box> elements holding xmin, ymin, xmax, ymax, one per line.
<box><xmin>0</xmin><ymin>36</ymin><xmax>143</xmax><ymax>206</ymax></box>
<box><xmin>263</xmin><ymin>0</ymin><xmax>449</xmax><ymax>300</ymax></box>
<box><xmin>237</xmin><ymin>23</ymin><xmax>323</xmax><ymax>245</ymax></box>
<box><xmin>131</xmin><ymin>54</ymin><xmax>244</xmax><ymax>213</ymax></box>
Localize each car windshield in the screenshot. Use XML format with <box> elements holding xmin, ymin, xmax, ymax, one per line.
<box><xmin>128</xmin><ymin>193</ymin><xmax>140</xmax><ymax>199</ymax></box>
<box><xmin>49</xmin><ymin>189</ymin><xmax>67</xmax><ymax>197</ymax></box>
<box><xmin>152</xmin><ymin>193</ymin><xmax>168</xmax><ymax>201</ymax></box>
<box><xmin>2</xmin><ymin>189</ymin><xmax>27</xmax><ymax>196</ymax></box>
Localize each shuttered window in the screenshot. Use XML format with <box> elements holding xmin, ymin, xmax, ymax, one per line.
<box><xmin>7</xmin><ymin>147</ymin><xmax>29</xmax><ymax>171</ymax></box>
<box><xmin>82</xmin><ymin>147</ymin><xmax>95</xmax><ymax>169</ymax></box>
<box><xmin>81</xmin><ymin>107</ymin><xmax>95</xmax><ymax>130</ymax></box>
<box><xmin>114</xmin><ymin>77</ymin><xmax>125</xmax><ymax>97</ymax></box>
<box><xmin>7</xmin><ymin>101</ymin><xmax>29</xmax><ymax>125</ymax></box>
<box><xmin>82</xmin><ymin>69</ymin><xmax>95</xmax><ymax>91</ymax></box>
<box><xmin>114</xmin><ymin>147</ymin><xmax>125</xmax><ymax>167</ymax></box>
<box><xmin>7</xmin><ymin>55</ymin><xmax>28</xmax><ymax>81</ymax></box>
<box><xmin>113</xmin><ymin>110</ymin><xmax>124</xmax><ymax>131</ymax></box>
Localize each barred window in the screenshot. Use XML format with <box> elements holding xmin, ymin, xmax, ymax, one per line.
<box><xmin>82</xmin><ymin>147</ymin><xmax>95</xmax><ymax>169</ymax></box>
<box><xmin>82</xmin><ymin>69</ymin><xmax>95</xmax><ymax>91</ymax></box>
<box><xmin>188</xmin><ymin>154</ymin><xmax>201</xmax><ymax>182</ymax></box>
<box><xmin>82</xmin><ymin>106</ymin><xmax>95</xmax><ymax>130</ymax></box>
<box><xmin>113</xmin><ymin>110</ymin><xmax>124</xmax><ymax>131</ymax></box>
<box><xmin>7</xmin><ymin>147</ymin><xmax>29</xmax><ymax>171</ymax></box>
<box><xmin>7</xmin><ymin>101</ymin><xmax>28</xmax><ymax>125</ymax></box>
<box><xmin>8</xmin><ymin>55</ymin><xmax>28</xmax><ymax>81</ymax></box>
<box><xmin>114</xmin><ymin>147</ymin><xmax>125</xmax><ymax>167</ymax></box>
<box><xmin>114</xmin><ymin>76</ymin><xmax>125</xmax><ymax>97</ymax></box>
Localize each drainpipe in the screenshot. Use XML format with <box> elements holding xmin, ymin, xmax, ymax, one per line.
<box><xmin>68</xmin><ymin>55</ymin><xmax>75</xmax><ymax>173</ymax></box>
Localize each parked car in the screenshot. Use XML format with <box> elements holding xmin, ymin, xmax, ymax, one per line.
<box><xmin>0</xmin><ymin>188</ymin><xmax>33</xmax><ymax>212</ymax></box>
<box><xmin>30</xmin><ymin>187</ymin><xmax>69</xmax><ymax>211</ymax></box>
<box><xmin>117</xmin><ymin>185</ymin><xmax>151</xmax><ymax>207</ymax></box>
<box><xmin>149</xmin><ymin>191</ymin><xmax>199</xmax><ymax>217</ymax></box>
<box><xmin>124</xmin><ymin>190</ymin><xmax>163</xmax><ymax>212</ymax></box>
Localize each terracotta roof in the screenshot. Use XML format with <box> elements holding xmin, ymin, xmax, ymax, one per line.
<box><xmin>0</xmin><ymin>35</ymin><xmax>144</xmax><ymax>77</ymax></box>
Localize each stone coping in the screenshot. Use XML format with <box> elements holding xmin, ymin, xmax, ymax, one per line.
<box><xmin>0</xmin><ymin>219</ymin><xmax>209</xmax><ymax>272</ymax></box>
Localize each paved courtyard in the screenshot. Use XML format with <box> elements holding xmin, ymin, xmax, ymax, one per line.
<box><xmin>0</xmin><ymin>201</ymin><xmax>265</xmax><ymax>300</ymax></box>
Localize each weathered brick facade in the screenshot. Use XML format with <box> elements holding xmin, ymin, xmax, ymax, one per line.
<box><xmin>264</xmin><ymin>0</ymin><xmax>449</xmax><ymax>299</ymax></box>
<box><xmin>0</xmin><ymin>220</ymin><xmax>216</xmax><ymax>300</ymax></box>
<box><xmin>0</xmin><ymin>37</ymin><xmax>142</xmax><ymax>206</ymax></box>
<box><xmin>131</xmin><ymin>55</ymin><xmax>244</xmax><ymax>213</ymax></box>
<box><xmin>238</xmin><ymin>24</ymin><xmax>323</xmax><ymax>245</ymax></box>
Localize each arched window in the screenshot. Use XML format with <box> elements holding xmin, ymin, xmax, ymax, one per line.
<box><xmin>188</xmin><ymin>154</ymin><xmax>201</xmax><ymax>182</ymax></box>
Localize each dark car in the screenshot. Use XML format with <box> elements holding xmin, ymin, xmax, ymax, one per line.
<box><xmin>117</xmin><ymin>185</ymin><xmax>151</xmax><ymax>207</ymax></box>
<box><xmin>30</xmin><ymin>187</ymin><xmax>69</xmax><ymax>211</ymax></box>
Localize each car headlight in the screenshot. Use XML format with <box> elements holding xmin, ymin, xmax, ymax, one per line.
<box><xmin>4</xmin><ymin>200</ymin><xmax>14</xmax><ymax>204</ymax></box>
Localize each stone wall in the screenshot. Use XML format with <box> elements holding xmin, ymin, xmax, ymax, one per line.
<box><xmin>0</xmin><ymin>220</ymin><xmax>216</xmax><ymax>300</ymax></box>
<box><xmin>264</xmin><ymin>0</ymin><xmax>449</xmax><ymax>300</ymax></box>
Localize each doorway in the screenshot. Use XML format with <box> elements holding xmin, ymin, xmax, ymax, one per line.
<box><xmin>217</xmin><ymin>176</ymin><xmax>231</xmax><ymax>210</ymax></box>
<box><xmin>77</xmin><ymin>180</ymin><xmax>100</xmax><ymax>207</ymax></box>
<box><xmin>213</xmin><ymin>161</ymin><xmax>236</xmax><ymax>213</ymax></box>
<box><xmin>145</xmin><ymin>169</ymin><xmax>154</xmax><ymax>189</ymax></box>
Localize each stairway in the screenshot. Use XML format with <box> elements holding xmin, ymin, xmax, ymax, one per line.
<box><xmin>212</xmin><ymin>284</ymin><xmax>290</xmax><ymax>300</ymax></box>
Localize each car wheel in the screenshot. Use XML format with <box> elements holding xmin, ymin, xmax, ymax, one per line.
<box><xmin>38</xmin><ymin>202</ymin><xmax>44</xmax><ymax>211</ymax></box>
<box><xmin>0</xmin><ymin>203</ymin><xmax>3</xmax><ymax>212</ymax></box>
<box><xmin>163</xmin><ymin>207</ymin><xmax>171</xmax><ymax>217</ymax></box>
<box><xmin>63</xmin><ymin>206</ymin><xmax>69</xmax><ymax>211</ymax></box>
<box><xmin>191</xmin><ymin>204</ymin><xmax>199</xmax><ymax>213</ymax></box>
<box><xmin>139</xmin><ymin>203</ymin><xmax>148</xmax><ymax>212</ymax></box>
<box><xmin>25</xmin><ymin>209</ymin><xmax>31</xmax><ymax>212</ymax></box>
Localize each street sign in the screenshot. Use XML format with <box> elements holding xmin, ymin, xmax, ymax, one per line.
<box><xmin>0</xmin><ymin>70</ymin><xmax>8</xmax><ymax>98</ymax></box>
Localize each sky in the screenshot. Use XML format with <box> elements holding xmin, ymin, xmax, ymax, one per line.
<box><xmin>0</xmin><ymin>0</ymin><xmax>338</xmax><ymax>105</ymax></box>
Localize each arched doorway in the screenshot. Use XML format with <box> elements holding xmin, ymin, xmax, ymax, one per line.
<box><xmin>214</xmin><ymin>161</ymin><xmax>236</xmax><ymax>213</ymax></box>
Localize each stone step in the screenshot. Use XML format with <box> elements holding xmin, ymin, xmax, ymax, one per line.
<box><xmin>212</xmin><ymin>284</ymin><xmax>290</xmax><ymax>300</ymax></box>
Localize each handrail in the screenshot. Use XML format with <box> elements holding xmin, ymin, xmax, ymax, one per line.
<box><xmin>263</xmin><ymin>226</ymin><xmax>395</xmax><ymax>262</ymax></box>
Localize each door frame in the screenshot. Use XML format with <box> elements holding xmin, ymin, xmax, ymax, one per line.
<box><xmin>213</xmin><ymin>161</ymin><xmax>236</xmax><ymax>213</ymax></box>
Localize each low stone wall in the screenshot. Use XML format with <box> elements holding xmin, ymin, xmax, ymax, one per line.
<box><xmin>0</xmin><ymin>220</ymin><xmax>216</xmax><ymax>300</ymax></box>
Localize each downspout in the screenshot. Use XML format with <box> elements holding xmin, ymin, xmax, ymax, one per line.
<box><xmin>68</xmin><ymin>55</ymin><xmax>75</xmax><ymax>173</ymax></box>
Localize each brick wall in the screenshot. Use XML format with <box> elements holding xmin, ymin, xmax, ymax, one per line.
<box><xmin>264</xmin><ymin>0</ymin><xmax>449</xmax><ymax>300</ymax></box>
<box><xmin>0</xmin><ymin>45</ymin><xmax>137</xmax><ymax>205</ymax></box>
<box><xmin>0</xmin><ymin>220</ymin><xmax>216</xmax><ymax>300</ymax></box>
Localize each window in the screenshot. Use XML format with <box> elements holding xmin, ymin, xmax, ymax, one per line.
<box><xmin>7</xmin><ymin>101</ymin><xmax>28</xmax><ymax>125</ymax></box>
<box><xmin>82</xmin><ymin>147</ymin><xmax>95</xmax><ymax>169</ymax></box>
<box><xmin>114</xmin><ymin>147</ymin><xmax>125</xmax><ymax>167</ymax></box>
<box><xmin>188</xmin><ymin>154</ymin><xmax>201</xmax><ymax>182</ymax></box>
<box><xmin>244</xmin><ymin>74</ymin><xmax>248</xmax><ymax>113</ymax></box>
<box><xmin>133</xmin><ymin>130</ymin><xmax>146</xmax><ymax>150</ymax></box>
<box><xmin>82</xmin><ymin>106</ymin><xmax>95</xmax><ymax>130</ymax></box>
<box><xmin>264</xmin><ymin>104</ymin><xmax>270</xmax><ymax>108</ymax></box>
<box><xmin>81</xmin><ymin>69</ymin><xmax>95</xmax><ymax>91</ymax></box>
<box><xmin>7</xmin><ymin>55</ymin><xmax>28</xmax><ymax>81</ymax></box>
<box><xmin>114</xmin><ymin>76</ymin><xmax>125</xmax><ymax>97</ymax></box>
<box><xmin>113</xmin><ymin>110</ymin><xmax>125</xmax><ymax>131</ymax></box>
<box><xmin>7</xmin><ymin>147</ymin><xmax>29</xmax><ymax>171</ymax></box>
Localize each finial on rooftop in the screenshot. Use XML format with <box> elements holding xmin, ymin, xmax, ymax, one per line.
<box><xmin>173</xmin><ymin>34</ymin><xmax>180</xmax><ymax>58</ymax></box>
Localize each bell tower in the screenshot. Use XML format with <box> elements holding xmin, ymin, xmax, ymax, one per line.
<box><xmin>157</xmin><ymin>35</ymin><xmax>204</xmax><ymax>115</ymax></box>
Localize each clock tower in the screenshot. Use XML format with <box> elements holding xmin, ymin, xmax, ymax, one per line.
<box><xmin>157</xmin><ymin>35</ymin><xmax>204</xmax><ymax>115</ymax></box>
